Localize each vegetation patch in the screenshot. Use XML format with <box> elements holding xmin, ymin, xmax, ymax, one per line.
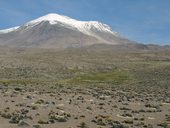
<box><xmin>70</xmin><ymin>69</ymin><xmax>133</xmax><ymax>85</ymax></box>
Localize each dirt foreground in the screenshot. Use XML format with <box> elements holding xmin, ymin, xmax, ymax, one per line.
<box><xmin>0</xmin><ymin>85</ymin><xmax>169</xmax><ymax>128</ymax></box>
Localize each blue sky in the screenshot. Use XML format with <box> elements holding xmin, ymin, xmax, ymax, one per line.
<box><xmin>0</xmin><ymin>0</ymin><xmax>170</xmax><ymax>45</ymax></box>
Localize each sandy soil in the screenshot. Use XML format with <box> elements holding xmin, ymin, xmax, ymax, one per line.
<box><xmin>0</xmin><ymin>85</ymin><xmax>169</xmax><ymax>128</ymax></box>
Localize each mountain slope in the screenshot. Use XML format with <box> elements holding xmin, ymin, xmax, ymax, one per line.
<box><xmin>0</xmin><ymin>13</ymin><xmax>135</xmax><ymax>49</ymax></box>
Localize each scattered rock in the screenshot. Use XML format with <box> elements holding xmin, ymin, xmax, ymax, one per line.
<box><xmin>18</xmin><ymin>120</ymin><xmax>30</xmax><ymax>127</ymax></box>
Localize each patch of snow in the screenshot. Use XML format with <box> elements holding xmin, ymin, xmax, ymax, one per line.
<box><xmin>148</xmin><ymin>117</ymin><xmax>155</xmax><ymax>120</ymax></box>
<box><xmin>86</xmin><ymin>99</ymin><xmax>94</xmax><ymax>102</ymax></box>
<box><xmin>116</xmin><ymin>114</ymin><xmax>134</xmax><ymax>119</ymax></box>
<box><xmin>162</xmin><ymin>103</ymin><xmax>170</xmax><ymax>105</ymax></box>
<box><xmin>57</xmin><ymin>104</ymin><xmax>64</xmax><ymax>107</ymax></box>
<box><xmin>0</xmin><ymin>26</ymin><xmax>19</xmax><ymax>34</ymax></box>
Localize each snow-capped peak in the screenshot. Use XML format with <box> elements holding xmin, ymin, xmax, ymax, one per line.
<box><xmin>27</xmin><ymin>13</ymin><xmax>77</xmax><ymax>25</ymax></box>
<box><xmin>25</xmin><ymin>13</ymin><xmax>118</xmax><ymax>35</ymax></box>
<box><xmin>0</xmin><ymin>13</ymin><xmax>118</xmax><ymax>36</ymax></box>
